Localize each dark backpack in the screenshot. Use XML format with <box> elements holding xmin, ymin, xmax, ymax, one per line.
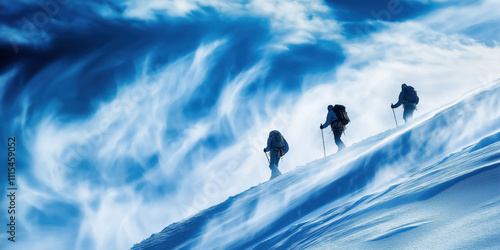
<box><xmin>404</xmin><ymin>86</ymin><xmax>419</xmax><ymax>104</ymax></box>
<box><xmin>270</xmin><ymin>130</ymin><xmax>285</xmax><ymax>152</ymax></box>
<box><xmin>332</xmin><ymin>104</ymin><xmax>350</xmax><ymax>126</ymax></box>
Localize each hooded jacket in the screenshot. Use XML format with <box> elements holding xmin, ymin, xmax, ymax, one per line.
<box><xmin>264</xmin><ymin>131</ymin><xmax>289</xmax><ymax>154</ymax></box>
<box><xmin>393</xmin><ymin>84</ymin><xmax>417</xmax><ymax>109</ymax></box>
<box><xmin>322</xmin><ymin>105</ymin><xmax>339</xmax><ymax>128</ymax></box>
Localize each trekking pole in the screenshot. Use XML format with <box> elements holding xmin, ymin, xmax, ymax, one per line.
<box><xmin>265</xmin><ymin>151</ymin><xmax>270</xmax><ymax>164</ymax></box>
<box><xmin>320</xmin><ymin>124</ymin><xmax>326</xmax><ymax>158</ymax></box>
<box><xmin>391</xmin><ymin>106</ymin><xmax>399</xmax><ymax>127</ymax></box>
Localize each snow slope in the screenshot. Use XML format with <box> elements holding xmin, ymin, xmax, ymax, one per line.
<box><xmin>133</xmin><ymin>82</ymin><xmax>500</xmax><ymax>249</ymax></box>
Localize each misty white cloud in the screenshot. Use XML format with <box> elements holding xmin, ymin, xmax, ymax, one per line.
<box><xmin>420</xmin><ymin>0</ymin><xmax>500</xmax><ymax>42</ymax></box>
<box><xmin>20</xmin><ymin>40</ymin><xmax>227</xmax><ymax>249</ymax></box>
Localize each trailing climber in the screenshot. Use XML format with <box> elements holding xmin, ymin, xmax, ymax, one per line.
<box><xmin>264</xmin><ymin>130</ymin><xmax>289</xmax><ymax>179</ymax></box>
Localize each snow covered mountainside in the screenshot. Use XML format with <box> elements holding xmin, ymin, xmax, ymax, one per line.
<box><xmin>133</xmin><ymin>82</ymin><xmax>500</xmax><ymax>249</ymax></box>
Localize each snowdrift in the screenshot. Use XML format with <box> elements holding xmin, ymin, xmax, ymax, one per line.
<box><xmin>133</xmin><ymin>82</ymin><xmax>500</xmax><ymax>249</ymax></box>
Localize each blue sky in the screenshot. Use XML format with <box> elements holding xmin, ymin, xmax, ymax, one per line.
<box><xmin>1</xmin><ymin>0</ymin><xmax>500</xmax><ymax>249</ymax></box>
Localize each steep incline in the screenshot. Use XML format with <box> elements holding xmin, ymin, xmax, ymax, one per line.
<box><xmin>133</xmin><ymin>82</ymin><xmax>500</xmax><ymax>249</ymax></box>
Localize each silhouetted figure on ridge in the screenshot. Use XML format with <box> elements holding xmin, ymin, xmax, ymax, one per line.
<box><xmin>391</xmin><ymin>83</ymin><xmax>419</xmax><ymax>123</ymax></box>
<box><xmin>264</xmin><ymin>130</ymin><xmax>289</xmax><ymax>180</ymax></box>
<box><xmin>320</xmin><ymin>104</ymin><xmax>350</xmax><ymax>152</ymax></box>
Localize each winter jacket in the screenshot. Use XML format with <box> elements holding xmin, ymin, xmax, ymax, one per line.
<box><xmin>322</xmin><ymin>108</ymin><xmax>339</xmax><ymax>128</ymax></box>
<box><xmin>264</xmin><ymin>134</ymin><xmax>289</xmax><ymax>154</ymax></box>
<box><xmin>393</xmin><ymin>84</ymin><xmax>417</xmax><ymax>109</ymax></box>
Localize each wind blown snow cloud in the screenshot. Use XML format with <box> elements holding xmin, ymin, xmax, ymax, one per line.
<box><xmin>123</xmin><ymin>0</ymin><xmax>342</xmax><ymax>45</ymax></box>
<box><xmin>1</xmin><ymin>0</ymin><xmax>500</xmax><ymax>249</ymax></box>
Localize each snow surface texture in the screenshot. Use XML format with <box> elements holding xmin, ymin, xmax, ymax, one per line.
<box><xmin>133</xmin><ymin>82</ymin><xmax>500</xmax><ymax>249</ymax></box>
